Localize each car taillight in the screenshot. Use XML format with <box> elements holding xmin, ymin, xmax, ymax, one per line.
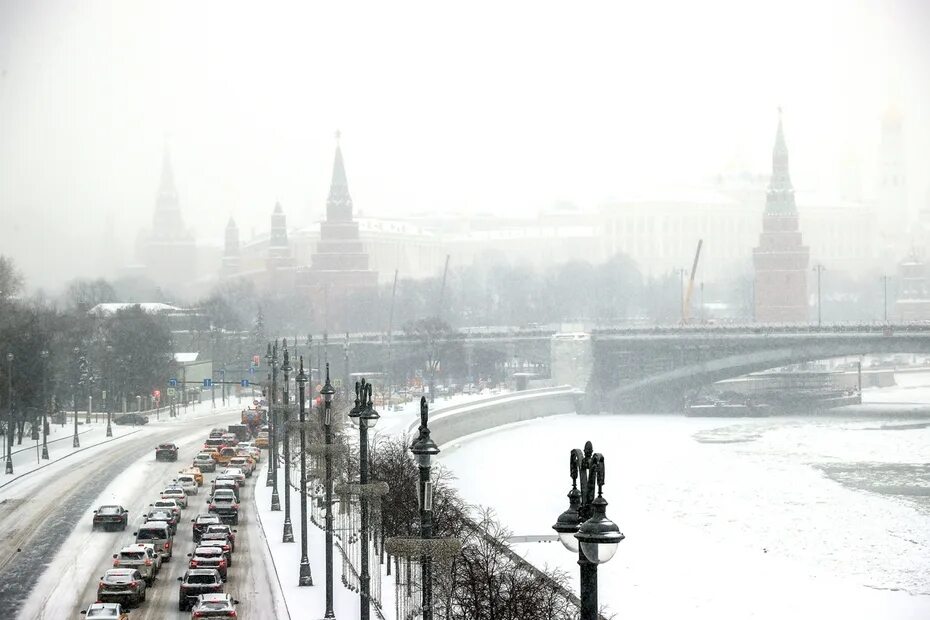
<box><xmin>209</xmin><ymin>504</ymin><xmax>216</xmax><ymax>510</ymax></box>
<box><xmin>144</xmin><ymin>559</ymin><xmax>153</xmax><ymax>565</ymax></box>
<box><xmin>190</xmin><ymin>560</ymin><xmax>198</xmax><ymax>567</ymax></box>
<box><xmin>132</xmin><ymin>580</ymin><xmax>141</xmax><ymax>589</ymax></box>
<box><xmin>164</xmin><ymin>542</ymin><xmax>170</xmax><ymax>550</ymax></box>
<box><xmin>219</xmin><ymin>558</ymin><xmax>227</xmax><ymax>567</ymax></box>
<box><xmin>112</xmin><ymin>559</ymin><xmax>120</xmax><ymax>566</ymax></box>
<box><xmin>193</xmin><ymin>613</ymin><xmax>205</xmax><ymax>618</ymax></box>
<box><xmin>229</xmin><ymin>611</ymin><xmax>237</xmax><ymax>618</ymax></box>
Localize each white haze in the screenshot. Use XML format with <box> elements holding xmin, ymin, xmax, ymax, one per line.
<box><xmin>1</xmin><ymin>0</ymin><xmax>929</xmax><ymax>290</ymax></box>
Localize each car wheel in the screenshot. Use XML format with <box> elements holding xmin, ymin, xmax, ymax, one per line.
<box><xmin>178</xmin><ymin>602</ymin><xmax>186</xmax><ymax>612</ymax></box>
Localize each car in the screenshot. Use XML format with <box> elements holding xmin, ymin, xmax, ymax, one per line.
<box><xmin>219</xmin><ymin>467</ymin><xmax>246</xmax><ymax>484</ymax></box>
<box><xmin>188</xmin><ymin>545</ymin><xmax>228</xmax><ymax>580</ymax></box>
<box><xmin>177</xmin><ymin>569</ymin><xmax>224</xmax><ymax>611</ymax></box>
<box><xmin>151</xmin><ymin>499</ymin><xmax>182</xmax><ymax>520</ymax></box>
<box><xmin>176</xmin><ymin>474</ymin><xmax>199</xmax><ymax>495</ymax></box>
<box><xmin>92</xmin><ymin>505</ymin><xmax>129</xmax><ymax>531</ymax></box>
<box><xmin>97</xmin><ymin>568</ymin><xmax>147</xmax><ymax>607</ymax></box>
<box><xmin>229</xmin><ymin>456</ymin><xmax>254</xmax><ymax>476</ymax></box>
<box><xmin>254</xmin><ymin>432</ymin><xmax>269</xmax><ymax>448</ymax></box>
<box><xmin>207</xmin><ymin>489</ymin><xmax>239</xmax><ymax>524</ymax></box>
<box><xmin>144</xmin><ymin>508</ymin><xmax>178</xmax><ymax>534</ymax></box>
<box><xmin>161</xmin><ymin>487</ymin><xmax>189</xmax><ymax>508</ymax></box>
<box><xmin>134</xmin><ymin>521</ymin><xmax>174</xmax><ymax>560</ymax></box>
<box><xmin>209</xmin><ymin>428</ymin><xmax>226</xmax><ymax>438</ymax></box>
<box><xmin>179</xmin><ymin>466</ymin><xmax>204</xmax><ymax>485</ymax></box>
<box><xmin>204</xmin><ymin>524</ymin><xmax>237</xmax><ymax>550</ymax></box>
<box><xmin>190</xmin><ymin>593</ymin><xmax>240</xmax><ymax>619</ymax></box>
<box><xmin>203</xmin><ymin>437</ymin><xmax>225</xmax><ymax>451</ymax></box>
<box><xmin>193</xmin><ymin>453</ymin><xmax>217</xmax><ymax>473</ymax></box>
<box><xmin>214</xmin><ymin>447</ymin><xmax>237</xmax><ymax>465</ymax></box>
<box><xmin>80</xmin><ymin>602</ymin><xmax>130</xmax><ymax>619</ymax></box>
<box><xmin>112</xmin><ymin>544</ymin><xmax>161</xmax><ymax>584</ymax></box>
<box><xmin>237</xmin><ymin>443</ymin><xmax>261</xmax><ymax>462</ymax></box>
<box><xmin>191</xmin><ymin>513</ymin><xmax>222</xmax><ymax>542</ymax></box>
<box><xmin>210</xmin><ymin>478</ymin><xmax>240</xmax><ymax>502</ymax></box>
<box><xmin>155</xmin><ymin>443</ymin><xmax>179</xmax><ymax>461</ymax></box>
<box><xmin>113</xmin><ymin>413</ymin><xmax>149</xmax><ymax>425</ymax></box>
<box><xmin>198</xmin><ymin>536</ymin><xmax>233</xmax><ymax>567</ymax></box>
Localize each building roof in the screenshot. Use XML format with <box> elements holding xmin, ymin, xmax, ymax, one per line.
<box><xmin>174</xmin><ymin>352</ymin><xmax>200</xmax><ymax>363</ymax></box>
<box><xmin>89</xmin><ymin>303</ymin><xmax>183</xmax><ymax>316</ymax></box>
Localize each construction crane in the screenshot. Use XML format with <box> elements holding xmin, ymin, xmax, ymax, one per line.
<box><xmin>682</xmin><ymin>239</ymin><xmax>703</xmax><ymax>324</ymax></box>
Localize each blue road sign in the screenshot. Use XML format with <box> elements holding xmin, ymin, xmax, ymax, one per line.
<box><xmin>203</xmin><ymin>378</ymin><xmax>212</xmax><ymax>388</ymax></box>
<box><xmin>168</xmin><ymin>378</ymin><xmax>177</xmax><ymax>387</ymax></box>
<box><xmin>249</xmin><ymin>367</ymin><xmax>255</xmax><ymax>375</ymax></box>
<box><xmin>241</xmin><ymin>379</ymin><xmax>250</xmax><ymax>387</ymax></box>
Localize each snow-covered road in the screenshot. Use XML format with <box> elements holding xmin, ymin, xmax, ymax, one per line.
<box><xmin>0</xmin><ymin>405</ymin><xmax>282</xmax><ymax>618</ymax></box>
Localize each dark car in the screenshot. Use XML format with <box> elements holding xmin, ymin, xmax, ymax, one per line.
<box><xmin>177</xmin><ymin>568</ymin><xmax>224</xmax><ymax>611</ymax></box>
<box><xmin>188</xmin><ymin>546</ymin><xmax>228</xmax><ymax>580</ymax></box>
<box><xmin>97</xmin><ymin>568</ymin><xmax>147</xmax><ymax>607</ymax></box>
<box><xmin>207</xmin><ymin>489</ymin><xmax>239</xmax><ymax>525</ymax></box>
<box><xmin>92</xmin><ymin>505</ymin><xmax>128</xmax><ymax>531</ymax></box>
<box><xmin>113</xmin><ymin>413</ymin><xmax>148</xmax><ymax>426</ymax></box>
<box><xmin>192</xmin><ymin>513</ymin><xmax>221</xmax><ymax>542</ymax></box>
<box><xmin>155</xmin><ymin>443</ymin><xmax>179</xmax><ymax>461</ymax></box>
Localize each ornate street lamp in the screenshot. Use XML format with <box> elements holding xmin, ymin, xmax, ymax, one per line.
<box><xmin>265</xmin><ymin>343</ymin><xmax>275</xmax><ymax>488</ymax></box>
<box><xmin>410</xmin><ymin>396</ymin><xmax>440</xmax><ymax>619</ymax></box>
<box><xmin>72</xmin><ymin>347</ymin><xmax>81</xmax><ymax>448</ymax></box>
<box><xmin>321</xmin><ymin>364</ymin><xmax>337</xmax><ymax>618</ymax></box>
<box><xmin>5</xmin><ymin>352</ymin><xmax>14</xmax><ymax>474</ymax></box>
<box><xmin>296</xmin><ymin>356</ymin><xmax>313</xmax><ymax>585</ymax></box>
<box><xmin>552</xmin><ymin>442</ymin><xmax>624</xmax><ymax>620</ymax></box>
<box><xmin>40</xmin><ymin>349</ymin><xmax>49</xmax><ymax>460</ymax></box>
<box><xmin>270</xmin><ymin>342</ymin><xmax>281</xmax><ymax>511</ymax></box>
<box><xmin>349</xmin><ymin>379</ymin><xmax>380</xmax><ymax>620</ymax></box>
<box><xmin>281</xmin><ymin>340</ymin><xmax>295</xmax><ymax>543</ymax></box>
<box><xmin>105</xmin><ymin>345</ymin><xmax>113</xmax><ymax>438</ymax></box>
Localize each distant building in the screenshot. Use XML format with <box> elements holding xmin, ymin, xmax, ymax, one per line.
<box><xmin>221</xmin><ymin>218</ymin><xmax>241</xmax><ymax>278</ymax></box>
<box><xmin>135</xmin><ymin>145</ymin><xmax>197</xmax><ymax>291</ymax></box>
<box><xmin>896</xmin><ymin>251</ymin><xmax>930</xmax><ymax>321</ymax></box>
<box><xmin>877</xmin><ymin>101</ymin><xmax>908</xmax><ymax>261</ymax></box>
<box><xmin>297</xmin><ymin>137</ymin><xmax>378</xmax><ymax>327</ymax></box>
<box><xmin>752</xmin><ymin>111</ymin><xmax>810</xmax><ymax>322</ymax></box>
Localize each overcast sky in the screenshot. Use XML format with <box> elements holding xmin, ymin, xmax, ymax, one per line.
<box><xmin>1</xmin><ymin>0</ymin><xmax>929</xmax><ymax>290</ymax></box>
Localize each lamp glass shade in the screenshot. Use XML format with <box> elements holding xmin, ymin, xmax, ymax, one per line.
<box><xmin>580</xmin><ymin>540</ymin><xmax>618</xmax><ymax>564</ymax></box>
<box><xmin>362</xmin><ymin>409</ymin><xmax>380</xmax><ymax>428</ymax></box>
<box><xmin>558</xmin><ymin>531</ymin><xmax>579</xmax><ymax>553</ymax></box>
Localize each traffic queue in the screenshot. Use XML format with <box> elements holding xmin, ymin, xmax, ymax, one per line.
<box><xmin>81</xmin><ymin>422</ymin><xmax>265</xmax><ymax>619</ymax></box>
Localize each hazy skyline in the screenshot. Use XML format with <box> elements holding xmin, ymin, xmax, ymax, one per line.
<box><xmin>2</xmin><ymin>0</ymin><xmax>929</xmax><ymax>291</ymax></box>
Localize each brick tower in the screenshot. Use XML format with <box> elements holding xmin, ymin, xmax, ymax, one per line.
<box><xmin>752</xmin><ymin>110</ymin><xmax>810</xmax><ymax>322</ymax></box>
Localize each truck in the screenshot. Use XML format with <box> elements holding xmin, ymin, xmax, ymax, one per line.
<box><xmin>240</xmin><ymin>408</ymin><xmax>266</xmax><ymax>436</ymax></box>
<box><xmin>227</xmin><ymin>424</ymin><xmax>250</xmax><ymax>442</ymax></box>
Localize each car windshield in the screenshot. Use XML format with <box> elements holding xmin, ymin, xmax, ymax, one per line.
<box><xmin>198</xmin><ymin>601</ymin><xmax>231</xmax><ymax>610</ymax></box>
<box><xmin>120</xmin><ymin>551</ymin><xmax>145</xmax><ymax>560</ymax></box>
<box><xmin>98</xmin><ymin>506</ymin><xmax>121</xmax><ymax>515</ymax></box>
<box><xmin>196</xmin><ymin>547</ymin><xmax>222</xmax><ymax>556</ymax></box>
<box><xmin>158</xmin><ymin>444</ymin><xmax>174</xmax><ymax>449</ymax></box>
<box><xmin>136</xmin><ymin>529</ymin><xmax>166</xmax><ymax>540</ymax></box>
<box><xmin>87</xmin><ymin>609</ymin><xmax>119</xmax><ymax>618</ymax></box>
<box><xmin>163</xmin><ymin>489</ymin><xmax>182</xmax><ymax>495</ymax></box>
<box><xmin>187</xmin><ymin>573</ymin><xmax>218</xmax><ymax>584</ymax></box>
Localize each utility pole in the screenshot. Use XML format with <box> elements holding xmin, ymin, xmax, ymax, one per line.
<box><xmin>881</xmin><ymin>275</ymin><xmax>890</xmax><ymax>323</ymax></box>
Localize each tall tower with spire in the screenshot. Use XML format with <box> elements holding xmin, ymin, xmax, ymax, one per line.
<box><xmin>267</xmin><ymin>202</ymin><xmax>293</xmax><ymax>273</ymax></box>
<box><xmin>136</xmin><ymin>142</ymin><xmax>197</xmax><ymax>291</ymax></box>
<box><xmin>221</xmin><ymin>218</ymin><xmax>241</xmax><ymax>278</ymax></box>
<box><xmin>752</xmin><ymin>110</ymin><xmax>810</xmax><ymax>322</ymax></box>
<box><xmin>299</xmin><ymin>133</ymin><xmax>378</xmax><ymax>329</ymax></box>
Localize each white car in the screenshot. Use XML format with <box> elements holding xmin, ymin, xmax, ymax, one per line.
<box><xmin>160</xmin><ymin>487</ymin><xmax>188</xmax><ymax>509</ymax></box>
<box><xmin>151</xmin><ymin>499</ymin><xmax>182</xmax><ymax>519</ymax></box>
<box><xmin>176</xmin><ymin>475</ymin><xmax>199</xmax><ymax>495</ymax></box>
<box><xmin>220</xmin><ymin>468</ymin><xmax>245</xmax><ymax>484</ymax></box>
<box><xmin>228</xmin><ymin>457</ymin><xmax>254</xmax><ymax>476</ymax></box>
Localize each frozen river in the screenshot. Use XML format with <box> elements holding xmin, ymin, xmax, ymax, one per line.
<box><xmin>438</xmin><ymin>381</ymin><xmax>930</xmax><ymax>619</ymax></box>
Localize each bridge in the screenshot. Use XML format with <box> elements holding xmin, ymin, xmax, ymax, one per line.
<box><xmin>306</xmin><ymin>324</ymin><xmax>930</xmax><ymax>412</ymax></box>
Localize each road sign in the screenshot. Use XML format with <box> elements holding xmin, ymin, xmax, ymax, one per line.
<box><xmin>152</xmin><ymin>389</ymin><xmax>161</xmax><ymax>399</ymax></box>
<box><xmin>240</xmin><ymin>379</ymin><xmax>250</xmax><ymax>387</ymax></box>
<box><xmin>203</xmin><ymin>378</ymin><xmax>213</xmax><ymax>388</ymax></box>
<box><xmin>249</xmin><ymin>367</ymin><xmax>255</xmax><ymax>375</ymax></box>
<box><xmin>168</xmin><ymin>378</ymin><xmax>178</xmax><ymax>387</ymax></box>
<box><xmin>167</xmin><ymin>387</ymin><xmax>177</xmax><ymax>397</ymax></box>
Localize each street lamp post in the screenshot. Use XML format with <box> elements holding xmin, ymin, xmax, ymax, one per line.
<box><xmin>5</xmin><ymin>352</ymin><xmax>13</xmax><ymax>474</ymax></box>
<box><xmin>321</xmin><ymin>364</ymin><xmax>337</xmax><ymax>618</ymax></box>
<box><xmin>552</xmin><ymin>441</ymin><xmax>624</xmax><ymax>620</ymax></box>
<box><xmin>410</xmin><ymin>396</ymin><xmax>439</xmax><ymax>620</ymax></box>
<box><xmin>72</xmin><ymin>347</ymin><xmax>80</xmax><ymax>448</ymax></box>
<box><xmin>40</xmin><ymin>350</ymin><xmax>49</xmax><ymax>460</ymax></box>
<box><xmin>269</xmin><ymin>343</ymin><xmax>281</xmax><ymax>511</ymax></box>
<box><xmin>265</xmin><ymin>344</ymin><xmax>274</xmax><ymax>488</ymax></box>
<box><xmin>296</xmin><ymin>356</ymin><xmax>313</xmax><ymax>586</ymax></box>
<box><xmin>105</xmin><ymin>345</ymin><xmax>113</xmax><ymax>438</ymax></box>
<box><xmin>349</xmin><ymin>379</ymin><xmax>380</xmax><ymax>620</ymax></box>
<box><xmin>881</xmin><ymin>275</ymin><xmax>890</xmax><ymax>323</ymax></box>
<box><xmin>281</xmin><ymin>340</ymin><xmax>294</xmax><ymax>543</ymax></box>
